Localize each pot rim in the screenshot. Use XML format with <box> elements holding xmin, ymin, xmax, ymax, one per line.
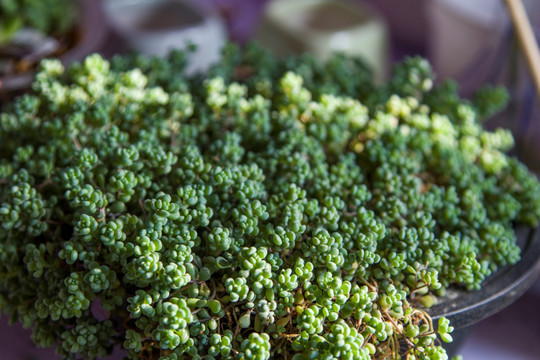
<box><xmin>428</xmin><ymin>226</ymin><xmax>540</xmax><ymax>329</ymax></box>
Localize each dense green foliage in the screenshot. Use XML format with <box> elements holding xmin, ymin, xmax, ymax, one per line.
<box><xmin>0</xmin><ymin>0</ymin><xmax>76</xmax><ymax>44</ymax></box>
<box><xmin>0</xmin><ymin>44</ymin><xmax>539</xmax><ymax>360</ymax></box>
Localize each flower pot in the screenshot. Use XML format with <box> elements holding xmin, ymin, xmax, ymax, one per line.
<box><xmin>424</xmin><ymin>0</ymin><xmax>510</xmax><ymax>95</ymax></box>
<box><xmin>255</xmin><ymin>0</ymin><xmax>389</xmax><ymax>82</ymax></box>
<box><xmin>0</xmin><ymin>0</ymin><xmax>108</xmax><ymax>96</ymax></box>
<box><xmin>102</xmin><ymin>0</ymin><xmax>226</xmax><ymax>75</ymax></box>
<box><xmin>364</xmin><ymin>0</ymin><xmax>428</xmax><ymax>50</ymax></box>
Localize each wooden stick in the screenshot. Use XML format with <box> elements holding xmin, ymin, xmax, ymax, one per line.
<box><xmin>505</xmin><ymin>0</ymin><xmax>540</xmax><ymax>103</ymax></box>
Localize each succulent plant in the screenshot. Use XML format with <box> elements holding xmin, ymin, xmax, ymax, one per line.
<box><xmin>0</xmin><ymin>43</ymin><xmax>538</xmax><ymax>360</ymax></box>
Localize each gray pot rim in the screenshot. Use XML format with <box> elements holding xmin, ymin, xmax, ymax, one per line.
<box><xmin>428</xmin><ymin>226</ymin><xmax>540</xmax><ymax>329</ymax></box>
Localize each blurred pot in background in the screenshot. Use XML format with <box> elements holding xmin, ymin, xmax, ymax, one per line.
<box><xmin>255</xmin><ymin>0</ymin><xmax>389</xmax><ymax>82</ymax></box>
<box><xmin>367</xmin><ymin>0</ymin><xmax>510</xmax><ymax>91</ymax></box>
<box><xmin>424</xmin><ymin>0</ymin><xmax>540</xmax><ymax>171</ymax></box>
<box><xmin>425</xmin><ymin>0</ymin><xmax>510</xmax><ymax>95</ymax></box>
<box><xmin>103</xmin><ymin>0</ymin><xmax>226</xmax><ymax>75</ymax></box>
<box><xmin>369</xmin><ymin>0</ymin><xmax>540</xmax><ymax>171</ymax></box>
<box><xmin>363</xmin><ymin>0</ymin><xmax>427</xmax><ymax>53</ymax></box>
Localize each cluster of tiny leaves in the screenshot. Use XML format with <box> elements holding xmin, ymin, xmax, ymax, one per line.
<box><xmin>0</xmin><ymin>43</ymin><xmax>539</xmax><ymax>360</ymax></box>
<box><xmin>0</xmin><ymin>0</ymin><xmax>76</xmax><ymax>44</ymax></box>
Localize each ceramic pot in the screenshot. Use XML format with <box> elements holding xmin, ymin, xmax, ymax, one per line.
<box><xmin>102</xmin><ymin>0</ymin><xmax>226</xmax><ymax>75</ymax></box>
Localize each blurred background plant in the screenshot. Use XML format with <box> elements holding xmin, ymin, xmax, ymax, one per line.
<box><xmin>0</xmin><ymin>0</ymin><xmax>76</xmax><ymax>44</ymax></box>
<box><xmin>0</xmin><ymin>0</ymin><xmax>77</xmax><ymax>77</ymax></box>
